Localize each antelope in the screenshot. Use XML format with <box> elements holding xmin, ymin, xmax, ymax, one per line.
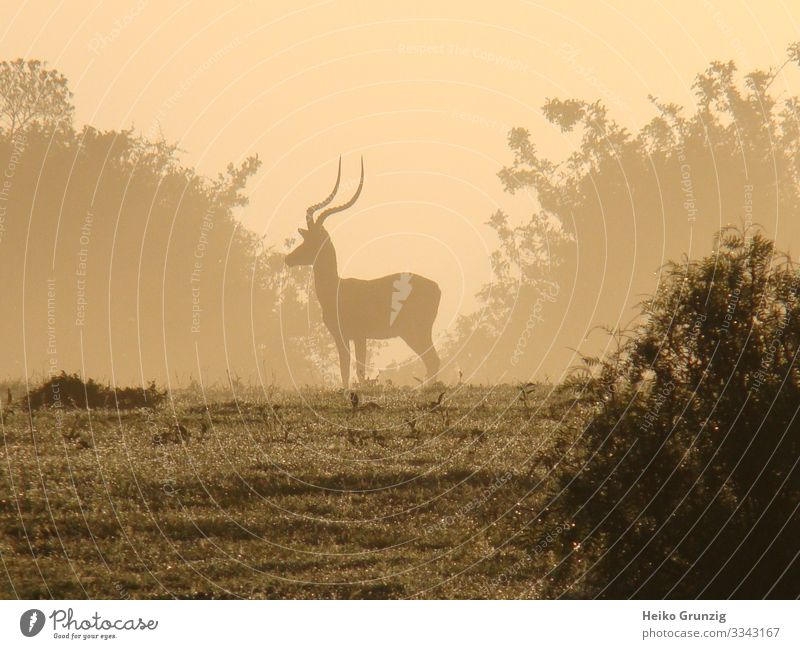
<box><xmin>286</xmin><ymin>157</ymin><xmax>441</xmax><ymax>388</ymax></box>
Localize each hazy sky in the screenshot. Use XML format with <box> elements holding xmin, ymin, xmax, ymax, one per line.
<box><xmin>3</xmin><ymin>0</ymin><xmax>799</xmax><ymax>365</ymax></box>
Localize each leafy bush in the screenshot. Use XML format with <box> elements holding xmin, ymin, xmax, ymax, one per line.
<box><xmin>25</xmin><ymin>371</ymin><xmax>165</xmax><ymax>410</ymax></box>
<box><xmin>547</xmin><ymin>228</ymin><xmax>800</xmax><ymax>598</ymax></box>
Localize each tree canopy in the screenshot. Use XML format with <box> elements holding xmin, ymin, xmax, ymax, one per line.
<box><xmin>0</xmin><ymin>60</ymin><xmax>324</xmax><ymax>387</ymax></box>
<box><xmin>0</xmin><ymin>58</ymin><xmax>73</xmax><ymax>139</ymax></box>
<box><xmin>446</xmin><ymin>42</ymin><xmax>800</xmax><ymax>384</ymax></box>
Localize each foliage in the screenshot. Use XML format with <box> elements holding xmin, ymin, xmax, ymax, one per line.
<box><xmin>0</xmin><ymin>59</ymin><xmax>73</xmax><ymax>138</ymax></box>
<box><xmin>25</xmin><ymin>371</ymin><xmax>165</xmax><ymax>410</ymax></box>
<box><xmin>448</xmin><ymin>41</ymin><xmax>800</xmax><ymax>383</ymax></box>
<box><xmin>0</xmin><ymin>59</ymin><xmax>322</xmax><ymax>386</ymax></box>
<box><xmin>547</xmin><ymin>228</ymin><xmax>800</xmax><ymax>597</ymax></box>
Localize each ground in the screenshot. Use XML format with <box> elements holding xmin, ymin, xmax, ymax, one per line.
<box><xmin>0</xmin><ymin>384</ymin><xmax>586</xmax><ymax>599</ymax></box>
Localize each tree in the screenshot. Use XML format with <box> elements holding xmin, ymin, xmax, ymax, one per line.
<box><xmin>451</xmin><ymin>42</ymin><xmax>800</xmax><ymax>384</ymax></box>
<box><xmin>0</xmin><ymin>59</ymin><xmax>73</xmax><ymax>138</ymax></box>
<box><xmin>0</xmin><ymin>60</ymin><xmax>322</xmax><ymax>386</ymax></box>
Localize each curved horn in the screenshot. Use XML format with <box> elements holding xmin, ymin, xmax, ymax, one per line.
<box><xmin>316</xmin><ymin>157</ymin><xmax>364</xmax><ymax>227</ymax></box>
<box><xmin>306</xmin><ymin>156</ymin><xmax>342</xmax><ymax>227</ymax></box>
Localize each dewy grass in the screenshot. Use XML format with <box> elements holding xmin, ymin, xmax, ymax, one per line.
<box><xmin>0</xmin><ymin>383</ymin><xmax>575</xmax><ymax>599</ymax></box>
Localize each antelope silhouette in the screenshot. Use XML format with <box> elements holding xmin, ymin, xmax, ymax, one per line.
<box><xmin>286</xmin><ymin>157</ymin><xmax>441</xmax><ymax>388</ymax></box>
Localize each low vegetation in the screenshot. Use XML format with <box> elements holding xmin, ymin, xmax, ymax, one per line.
<box><xmin>1</xmin><ymin>383</ymin><xmax>587</xmax><ymax>599</ymax></box>
<box><xmin>23</xmin><ymin>372</ymin><xmax>165</xmax><ymax>410</ymax></box>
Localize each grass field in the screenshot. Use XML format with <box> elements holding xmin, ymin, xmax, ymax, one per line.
<box><xmin>0</xmin><ymin>384</ymin><xmax>588</xmax><ymax>599</ymax></box>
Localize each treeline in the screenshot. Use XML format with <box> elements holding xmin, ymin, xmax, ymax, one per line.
<box><xmin>0</xmin><ymin>59</ymin><xmax>329</xmax><ymax>386</ymax></box>
<box><xmin>444</xmin><ymin>43</ymin><xmax>800</xmax><ymax>384</ymax></box>
<box><xmin>4</xmin><ymin>45</ymin><xmax>800</xmax><ymax>389</ymax></box>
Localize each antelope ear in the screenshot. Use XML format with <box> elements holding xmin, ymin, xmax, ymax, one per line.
<box><xmin>297</xmin><ymin>228</ymin><xmax>309</xmax><ymax>238</ymax></box>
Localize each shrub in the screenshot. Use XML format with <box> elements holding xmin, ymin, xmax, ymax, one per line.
<box><xmin>546</xmin><ymin>228</ymin><xmax>800</xmax><ymax>598</ymax></box>
<box><xmin>25</xmin><ymin>372</ymin><xmax>165</xmax><ymax>410</ymax></box>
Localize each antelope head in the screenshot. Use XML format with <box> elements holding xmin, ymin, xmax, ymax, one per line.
<box><xmin>285</xmin><ymin>156</ymin><xmax>364</xmax><ymax>267</ymax></box>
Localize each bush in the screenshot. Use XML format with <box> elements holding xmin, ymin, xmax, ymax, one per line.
<box><xmin>25</xmin><ymin>372</ymin><xmax>165</xmax><ymax>410</ymax></box>
<box><xmin>546</xmin><ymin>228</ymin><xmax>800</xmax><ymax>598</ymax></box>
